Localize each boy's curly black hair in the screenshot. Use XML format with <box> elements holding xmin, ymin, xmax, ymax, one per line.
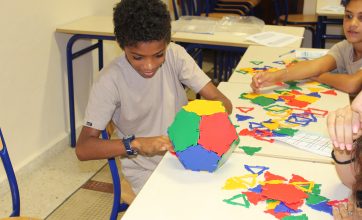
<box><xmin>113</xmin><ymin>0</ymin><xmax>171</xmax><ymax>49</ymax></box>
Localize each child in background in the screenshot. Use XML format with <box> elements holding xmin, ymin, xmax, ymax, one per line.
<box><xmin>328</xmin><ymin>90</ymin><xmax>362</xmax><ymax>219</ymax></box>
<box><xmin>75</xmin><ymin>0</ymin><xmax>232</xmax><ymax>194</ymax></box>
<box><xmin>251</xmin><ymin>0</ymin><xmax>362</xmax><ymax>95</ymax></box>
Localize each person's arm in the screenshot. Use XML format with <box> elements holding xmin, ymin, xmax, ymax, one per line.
<box><xmin>76</xmin><ymin>126</ymin><xmax>173</xmax><ymax>161</ymax></box>
<box><xmin>198</xmin><ymin>81</ymin><xmax>232</xmax><ymax>114</ymax></box>
<box><xmin>327</xmin><ymin>102</ymin><xmax>362</xmax><ymax>189</ymax></box>
<box><xmin>327</xmin><ymin>106</ymin><xmax>361</xmax><ymax>150</ymax></box>
<box><xmin>313</xmin><ymin>70</ymin><xmax>362</xmax><ymax>94</ymax></box>
<box><xmin>333</xmin><ymin>149</ymin><xmax>357</xmax><ymax>189</ymax></box>
<box><xmin>250</xmin><ymin>55</ymin><xmax>337</xmax><ymax>93</ymax></box>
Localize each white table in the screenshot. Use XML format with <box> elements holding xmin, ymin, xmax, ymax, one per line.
<box><xmin>217</xmin><ymin>81</ymin><xmax>349</xmax><ymax>164</ymax></box>
<box><xmin>122</xmin><ymin>153</ymin><xmax>350</xmax><ymax>220</ymax></box>
<box><xmin>172</xmin><ymin>25</ymin><xmax>304</xmax><ymax>48</ymax></box>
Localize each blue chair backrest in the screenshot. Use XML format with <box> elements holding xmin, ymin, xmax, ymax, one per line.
<box><xmin>0</xmin><ymin>128</ymin><xmax>20</xmax><ymax>217</ymax></box>
<box><xmin>172</xmin><ymin>0</ymin><xmax>212</xmax><ymax>20</ymax></box>
<box><xmin>272</xmin><ymin>0</ymin><xmax>289</xmax><ymax>25</ymax></box>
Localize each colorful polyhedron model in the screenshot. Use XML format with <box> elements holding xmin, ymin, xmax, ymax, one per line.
<box><xmin>168</xmin><ymin>100</ymin><xmax>240</xmax><ymax>172</ymax></box>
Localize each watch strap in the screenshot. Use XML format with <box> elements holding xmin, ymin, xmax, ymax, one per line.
<box><xmin>122</xmin><ymin>135</ymin><xmax>137</xmax><ymax>156</ymax></box>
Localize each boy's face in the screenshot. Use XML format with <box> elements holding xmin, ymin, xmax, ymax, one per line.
<box><xmin>343</xmin><ymin>0</ymin><xmax>362</xmax><ymax>44</ymax></box>
<box><xmin>124</xmin><ymin>40</ymin><xmax>167</xmax><ymax>78</ymax></box>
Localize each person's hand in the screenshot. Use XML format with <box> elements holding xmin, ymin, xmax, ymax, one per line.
<box><xmin>132</xmin><ymin>136</ymin><xmax>173</xmax><ymax>156</ymax></box>
<box><xmin>333</xmin><ymin>200</ymin><xmax>354</xmax><ymax>220</ymax></box>
<box><xmin>327</xmin><ymin>105</ymin><xmax>362</xmax><ymax>151</ymax></box>
<box><xmin>250</xmin><ymin>72</ymin><xmax>280</xmax><ymax>93</ymax></box>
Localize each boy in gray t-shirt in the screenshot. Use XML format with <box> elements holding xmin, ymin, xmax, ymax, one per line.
<box><xmin>250</xmin><ymin>0</ymin><xmax>362</xmax><ymax>95</ymax></box>
<box><xmin>75</xmin><ymin>0</ymin><xmax>232</xmax><ymax>194</ymax></box>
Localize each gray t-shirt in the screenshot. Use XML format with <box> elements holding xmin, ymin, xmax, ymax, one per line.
<box><xmin>84</xmin><ymin>42</ymin><xmax>210</xmax><ymax>193</ymax></box>
<box><xmin>327</xmin><ymin>40</ymin><xmax>362</xmax><ymax>74</ymax></box>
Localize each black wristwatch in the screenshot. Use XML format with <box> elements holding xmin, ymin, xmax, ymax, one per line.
<box><xmin>122</xmin><ymin>135</ymin><xmax>138</xmax><ymax>157</ymax></box>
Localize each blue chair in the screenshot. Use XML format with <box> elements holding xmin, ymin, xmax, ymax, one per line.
<box><xmin>172</xmin><ymin>0</ymin><xmax>244</xmax><ymax>20</ymax></box>
<box><xmin>101</xmin><ymin>127</ymin><xmax>129</xmax><ymax>220</ymax></box>
<box><xmin>0</xmin><ymin>128</ymin><xmax>20</xmax><ymax>217</ymax></box>
<box><xmin>171</xmin><ymin>0</ymin><xmax>245</xmax><ymax>82</ymax></box>
<box><xmin>211</xmin><ymin>0</ymin><xmax>258</xmax><ymax>16</ymax></box>
<box><xmin>272</xmin><ymin>0</ymin><xmax>318</xmax><ymax>47</ymax></box>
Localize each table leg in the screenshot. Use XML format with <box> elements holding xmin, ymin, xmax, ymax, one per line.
<box><xmin>65</xmin><ymin>34</ymin><xmax>115</xmax><ymax>147</ymax></box>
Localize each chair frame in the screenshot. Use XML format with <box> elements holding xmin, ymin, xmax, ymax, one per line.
<box><xmin>0</xmin><ymin>128</ymin><xmax>20</xmax><ymax>217</ymax></box>
<box><xmin>272</xmin><ymin>0</ymin><xmax>317</xmax><ymax>47</ymax></box>
<box><xmin>101</xmin><ymin>129</ymin><xmax>129</xmax><ymax>220</ymax></box>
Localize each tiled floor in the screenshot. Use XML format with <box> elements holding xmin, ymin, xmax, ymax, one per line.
<box><xmin>0</xmin><ymin>143</ymin><xmax>106</xmax><ymax>219</ymax></box>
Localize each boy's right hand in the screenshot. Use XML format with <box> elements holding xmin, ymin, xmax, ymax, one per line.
<box><xmin>250</xmin><ymin>72</ymin><xmax>279</xmax><ymax>93</ymax></box>
<box><xmin>132</xmin><ymin>136</ymin><xmax>174</xmax><ymax>157</ymax></box>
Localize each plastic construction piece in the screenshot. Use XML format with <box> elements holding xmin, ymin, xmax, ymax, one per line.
<box><xmin>250</xmin><ymin>60</ymin><xmax>264</xmax><ymax>65</ymax></box>
<box><xmin>273</xmin><ymin>128</ymin><xmax>299</xmax><ymax>137</ymax></box>
<box><xmin>223</xmin><ymin>174</ymin><xmax>258</xmax><ymax>190</ymax></box>
<box><xmin>264</xmin><ymin>171</ymin><xmax>287</xmax><ymax>181</ymax></box>
<box><xmin>307</xmin><ymin>92</ymin><xmax>321</xmax><ymax>98</ymax></box>
<box><xmin>223</xmin><ymin>194</ymin><xmax>250</xmax><ymax>208</ymax></box>
<box><xmin>248</xmin><ymin>122</ymin><xmax>264</xmax><ymax>130</ymax></box>
<box><xmin>285</xmin><ymin>114</ymin><xmax>313</xmax><ymax>126</ymax></box>
<box><xmin>199</xmin><ymin>112</ymin><xmax>239</xmax><ymax>156</ymax></box>
<box><xmin>168</xmin><ymin>100</ymin><xmax>239</xmax><ymax>172</ymax></box>
<box><xmin>264</xmin><ymin>105</ymin><xmax>290</xmax><ymax>113</ymax></box>
<box><xmin>306</xmin><ymin>108</ymin><xmax>328</xmax><ymax>117</ymax></box>
<box><xmin>244</xmin><ymin>165</ymin><xmax>269</xmax><ymax>176</ymax></box>
<box><xmin>321</xmin><ymin>89</ymin><xmax>337</xmax><ymax>96</ymax></box>
<box><xmin>249</xmin><ymin>184</ymin><xmax>262</xmax><ymax>193</ymax></box>
<box><xmin>318</xmin><ymin>83</ymin><xmax>333</xmax><ymax>89</ymax></box>
<box><xmin>243</xmin><ymin>191</ymin><xmax>267</xmax><ymax>205</ymax></box>
<box><xmin>183</xmin><ymin>99</ymin><xmax>225</xmax><ymax>115</ymax></box>
<box><xmin>251</xmin><ymin>96</ymin><xmax>277</xmax><ymax>107</ymax></box>
<box><xmin>176</xmin><ymin>145</ymin><xmax>220</xmax><ymax>172</ymax></box>
<box><xmin>274</xmin><ymin>202</ymin><xmax>302</xmax><ymax>214</ymax></box>
<box><xmin>292</xmin><ymin>181</ymin><xmax>315</xmax><ymax>193</ymax></box>
<box><xmin>236</xmin><ymin>106</ymin><xmax>254</xmax><ymax>113</ymax></box>
<box><xmin>327</xmin><ymin>198</ymin><xmax>349</xmax><ymax>207</ymax></box>
<box><xmin>239</xmin><ymin>146</ymin><xmax>262</xmax><ymax>156</ymax></box>
<box><xmin>285</xmin><ymin>81</ymin><xmax>302</xmax><ymax>91</ymax></box>
<box><xmin>235</xmin><ymin>70</ymin><xmax>248</xmax><ymax>74</ymax></box>
<box><xmin>261</xmin><ymin>184</ymin><xmax>308</xmax><ymax>206</ymax></box>
<box><xmin>236</xmin><ymin>114</ymin><xmax>254</xmax><ymax>122</ymax></box>
<box><xmin>306</xmin><ymin>193</ymin><xmax>328</xmax><ymax>205</ymax></box>
<box><xmin>168</xmin><ymin>109</ymin><xmax>200</xmax><ymax>152</ymax></box>
<box><xmin>306</xmin><ymin>201</ymin><xmax>332</xmax><ymax>215</ymax></box>
<box><xmin>281</xmin><ymin>214</ymin><xmax>308</xmax><ymax>220</ymax></box>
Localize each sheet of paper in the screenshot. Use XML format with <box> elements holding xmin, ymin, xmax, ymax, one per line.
<box><xmin>274</xmin><ymin>131</ymin><xmax>332</xmax><ymax>157</ymax></box>
<box><xmin>246</xmin><ymin>31</ymin><xmax>302</xmax><ymax>47</ymax></box>
<box><xmin>295</xmin><ymin>49</ymin><xmax>329</xmax><ymax>59</ymax></box>
<box><xmin>320</xmin><ymin>5</ymin><xmax>344</xmax><ymax>12</ymax></box>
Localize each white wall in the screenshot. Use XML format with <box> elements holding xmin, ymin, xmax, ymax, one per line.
<box><xmin>0</xmin><ymin>0</ymin><xmax>121</xmax><ymax>180</ymax></box>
